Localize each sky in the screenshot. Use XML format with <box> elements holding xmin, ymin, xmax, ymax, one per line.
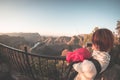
<box><xmin>0</xmin><ymin>0</ymin><xmax>120</xmax><ymax>36</ymax></box>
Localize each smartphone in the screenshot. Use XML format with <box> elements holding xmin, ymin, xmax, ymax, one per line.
<box><xmin>86</xmin><ymin>42</ymin><xmax>92</xmax><ymax>47</ymax></box>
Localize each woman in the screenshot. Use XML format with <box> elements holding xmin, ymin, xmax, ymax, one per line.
<box><xmin>73</xmin><ymin>28</ymin><xmax>114</xmax><ymax>80</ymax></box>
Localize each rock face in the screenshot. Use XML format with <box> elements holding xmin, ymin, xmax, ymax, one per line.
<box><xmin>31</xmin><ymin>35</ymin><xmax>83</xmax><ymax>56</ymax></box>
<box><xmin>67</xmin><ymin>36</ymin><xmax>83</xmax><ymax>45</ymax></box>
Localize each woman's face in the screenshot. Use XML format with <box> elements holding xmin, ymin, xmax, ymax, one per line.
<box><xmin>92</xmin><ymin>44</ymin><xmax>99</xmax><ymax>51</ymax></box>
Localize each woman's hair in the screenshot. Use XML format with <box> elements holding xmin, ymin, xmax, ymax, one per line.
<box><xmin>92</xmin><ymin>28</ymin><xmax>114</xmax><ymax>51</ymax></box>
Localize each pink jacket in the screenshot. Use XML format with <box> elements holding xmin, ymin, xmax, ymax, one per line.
<box><xmin>66</xmin><ymin>48</ymin><xmax>91</xmax><ymax>63</ymax></box>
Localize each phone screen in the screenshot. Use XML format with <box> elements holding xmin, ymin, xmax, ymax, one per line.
<box><xmin>87</xmin><ymin>43</ymin><xmax>92</xmax><ymax>47</ymax></box>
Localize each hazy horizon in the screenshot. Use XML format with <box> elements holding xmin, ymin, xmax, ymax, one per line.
<box><xmin>0</xmin><ymin>32</ymin><xmax>86</xmax><ymax>37</ymax></box>
<box><xmin>0</xmin><ymin>0</ymin><xmax>120</xmax><ymax>36</ymax></box>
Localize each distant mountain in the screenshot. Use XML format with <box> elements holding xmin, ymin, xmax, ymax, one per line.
<box><xmin>0</xmin><ymin>33</ymin><xmax>41</xmax><ymax>43</ymax></box>
<box><xmin>0</xmin><ymin>33</ymin><xmax>84</xmax><ymax>56</ymax></box>
<box><xmin>0</xmin><ymin>35</ymin><xmax>30</xmax><ymax>49</ymax></box>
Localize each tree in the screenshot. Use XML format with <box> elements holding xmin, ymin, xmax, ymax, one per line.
<box><xmin>116</xmin><ymin>21</ymin><xmax>120</xmax><ymax>44</ymax></box>
<box><xmin>92</xmin><ymin>27</ymin><xmax>99</xmax><ymax>33</ymax></box>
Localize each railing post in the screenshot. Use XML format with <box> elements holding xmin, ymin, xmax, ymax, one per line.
<box><xmin>24</xmin><ymin>46</ymin><xmax>28</xmax><ymax>53</ymax></box>
<box><xmin>24</xmin><ymin>46</ymin><xmax>36</xmax><ymax>80</ymax></box>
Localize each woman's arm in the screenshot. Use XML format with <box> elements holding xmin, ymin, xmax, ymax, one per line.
<box><xmin>73</xmin><ymin>60</ymin><xmax>97</xmax><ymax>79</ymax></box>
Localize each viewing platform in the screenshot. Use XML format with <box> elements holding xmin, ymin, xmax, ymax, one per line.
<box><xmin>0</xmin><ymin>43</ymin><xmax>120</xmax><ymax>80</ymax></box>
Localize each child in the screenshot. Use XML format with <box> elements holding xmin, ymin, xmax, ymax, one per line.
<box><xmin>72</xmin><ymin>28</ymin><xmax>114</xmax><ymax>80</ymax></box>
<box><xmin>66</xmin><ymin>48</ymin><xmax>91</xmax><ymax>63</ymax></box>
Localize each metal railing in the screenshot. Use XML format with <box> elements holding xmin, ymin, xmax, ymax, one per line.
<box><xmin>0</xmin><ymin>43</ymin><xmax>68</xmax><ymax>80</ymax></box>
